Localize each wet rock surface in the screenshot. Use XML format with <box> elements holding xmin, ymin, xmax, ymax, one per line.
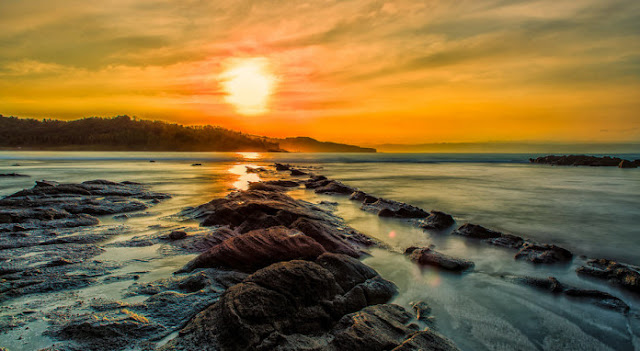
<box><xmin>362</xmin><ymin>198</ymin><xmax>429</xmax><ymax>219</ymax></box>
<box><xmin>0</xmin><ymin>173</ymin><xmax>29</xmax><ymax>177</ymax></box>
<box><xmin>404</xmin><ymin>247</ymin><xmax>474</xmax><ymax>272</ymax></box>
<box><xmin>163</xmin><ymin>254</ymin><xmax>458</xmax><ymax>351</ymax></box>
<box><xmin>0</xmin><ymin>179</ymin><xmax>170</xmax><ymax>232</ymax></box>
<box><xmin>181</xmin><ymin>189</ymin><xmax>375</xmax><ymax>257</ymax></box>
<box><xmin>500</xmin><ymin>273</ymin><xmax>630</xmax><ymax>313</ymax></box>
<box><xmin>577</xmin><ymin>258</ymin><xmax>640</xmax><ymax>294</ymax></box>
<box><xmin>530</xmin><ymin>154</ymin><xmax>637</xmax><ymax>167</ymax></box>
<box><xmin>514</xmin><ymin>242</ymin><xmax>573</xmax><ymax>264</ymax></box>
<box><xmin>419</xmin><ymin>210</ymin><xmax>455</xmax><ymax>230</ymax></box>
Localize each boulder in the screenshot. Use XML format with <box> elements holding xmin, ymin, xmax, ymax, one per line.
<box><xmin>315</xmin><ymin>180</ymin><xmax>357</xmax><ymax>195</ymax></box>
<box><xmin>420</xmin><ymin>211</ymin><xmax>455</xmax><ymax>230</ymax></box>
<box><xmin>514</xmin><ymin>242</ymin><xmax>573</xmax><ymax>264</ymax></box>
<box><xmin>349</xmin><ymin>191</ymin><xmax>379</xmax><ymax>204</ymax></box>
<box><xmin>304</xmin><ymin>175</ymin><xmax>330</xmax><ymax>189</ymax></box>
<box><xmin>404</xmin><ymin>247</ymin><xmax>474</xmax><ymax>272</ymax></box>
<box><xmin>168</xmin><ymin>230</ymin><xmax>187</xmax><ymax>241</ymax></box>
<box><xmin>290</xmin><ymin>169</ymin><xmax>308</xmax><ymax>176</ymax></box>
<box><xmin>576</xmin><ymin>258</ymin><xmax>640</xmax><ymax>294</ymax></box>
<box><xmin>274</xmin><ymin>163</ymin><xmax>291</xmax><ymax>171</ymax></box>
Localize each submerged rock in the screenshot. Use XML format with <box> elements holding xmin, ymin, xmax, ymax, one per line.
<box><xmin>514</xmin><ymin>242</ymin><xmax>573</xmax><ymax>264</ymax></box>
<box><xmin>419</xmin><ymin>211</ymin><xmax>455</xmax><ymax>230</ymax></box>
<box><xmin>500</xmin><ymin>273</ymin><xmax>629</xmax><ymax>313</ymax></box>
<box><xmin>404</xmin><ymin>247</ymin><xmax>474</xmax><ymax>272</ymax></box>
<box><xmin>349</xmin><ymin>190</ymin><xmax>378</xmax><ymax>204</ymax></box>
<box><xmin>314</xmin><ymin>180</ymin><xmax>357</xmax><ymax>195</ymax></box>
<box><xmin>0</xmin><ymin>173</ymin><xmax>29</xmax><ymax>177</ymax></box>
<box><xmin>576</xmin><ymin>258</ymin><xmax>640</xmax><ymax>294</ymax></box>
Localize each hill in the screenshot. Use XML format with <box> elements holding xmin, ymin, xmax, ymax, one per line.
<box><xmin>0</xmin><ymin>115</ymin><xmax>376</xmax><ymax>153</ymax></box>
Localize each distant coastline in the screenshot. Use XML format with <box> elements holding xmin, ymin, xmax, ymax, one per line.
<box><xmin>0</xmin><ymin>115</ymin><xmax>376</xmax><ymax>153</ymax></box>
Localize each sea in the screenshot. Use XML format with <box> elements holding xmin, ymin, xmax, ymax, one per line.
<box><xmin>0</xmin><ymin>151</ymin><xmax>639</xmax><ymax>350</ymax></box>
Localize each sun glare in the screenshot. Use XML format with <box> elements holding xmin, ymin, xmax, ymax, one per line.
<box><xmin>220</xmin><ymin>58</ymin><xmax>277</xmax><ymax>115</ymax></box>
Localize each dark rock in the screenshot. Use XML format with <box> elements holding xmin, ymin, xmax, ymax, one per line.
<box><xmin>315</xmin><ymin>180</ymin><xmax>357</xmax><ymax>195</ymax></box>
<box><xmin>362</xmin><ymin>198</ymin><xmax>429</xmax><ymax>219</ymax></box>
<box><xmin>501</xmin><ymin>273</ymin><xmax>629</xmax><ymax>313</ymax></box>
<box><xmin>484</xmin><ymin>234</ymin><xmax>525</xmax><ymax>248</ymax></box>
<box><xmin>290</xmin><ymin>169</ymin><xmax>308</xmax><ymax>176</ymax></box>
<box><xmin>0</xmin><ymin>173</ymin><xmax>29</xmax><ymax>177</ymax></box>
<box><xmin>164</xmin><ymin>255</ymin><xmax>453</xmax><ymax>351</ymax></box>
<box><xmin>168</xmin><ymin>230</ymin><xmax>187</xmax><ymax>241</ymax></box>
<box><xmin>46</xmin><ymin>258</ymin><xmax>75</xmax><ymax>267</ymax></box>
<box><xmin>246</xmin><ymin>166</ymin><xmax>268</xmax><ymax>173</ymax></box>
<box><xmin>349</xmin><ymin>190</ymin><xmax>378</xmax><ymax>204</ymax></box>
<box><xmin>274</xmin><ymin>163</ymin><xmax>291</xmax><ymax>171</ymax></box>
<box><xmin>515</xmin><ymin>242</ymin><xmax>573</xmax><ymax>264</ymax></box>
<box><xmin>191</xmin><ymin>163</ymin><xmax>202</xmax><ymax>166</ymax></box>
<box><xmin>530</xmin><ymin>155</ymin><xmax>629</xmax><ymax>167</ymax></box>
<box><xmin>453</xmin><ymin>223</ymin><xmax>502</xmax><ymax>239</ymax></box>
<box><xmin>404</xmin><ymin>247</ymin><xmax>474</xmax><ymax>272</ymax></box>
<box><xmin>178</xmin><ymin>227</ymin><xmax>327</xmax><ymax>273</ymax></box>
<box><xmin>420</xmin><ymin>211</ymin><xmax>455</xmax><ymax>230</ymax></box>
<box><xmin>304</xmin><ymin>175</ymin><xmax>329</xmax><ymax>189</ymax></box>
<box><xmin>410</xmin><ymin>301</ymin><xmax>432</xmax><ymax>322</ymax></box>
<box><xmin>576</xmin><ymin>258</ymin><xmax>640</xmax><ymax>294</ymax></box>
<box><xmin>181</xmin><ymin>190</ymin><xmax>373</xmax><ymax>256</ymax></box>
<box><xmin>618</xmin><ymin>160</ymin><xmax>637</xmax><ymax>168</ymax></box>
<box><xmin>391</xmin><ymin>330</ymin><xmax>459</xmax><ymax>351</ymax></box>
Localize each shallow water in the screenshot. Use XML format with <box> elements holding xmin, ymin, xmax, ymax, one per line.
<box><xmin>1</xmin><ymin>151</ymin><xmax>639</xmax><ymax>350</ymax></box>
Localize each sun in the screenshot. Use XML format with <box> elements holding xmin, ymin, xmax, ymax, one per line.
<box><xmin>219</xmin><ymin>58</ymin><xmax>277</xmax><ymax>115</ymax></box>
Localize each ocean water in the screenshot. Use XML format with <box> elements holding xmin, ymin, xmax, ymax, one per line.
<box><xmin>0</xmin><ymin>151</ymin><xmax>639</xmax><ymax>350</ymax></box>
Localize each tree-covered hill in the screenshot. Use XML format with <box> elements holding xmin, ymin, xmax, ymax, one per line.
<box><xmin>0</xmin><ymin>115</ymin><xmax>375</xmax><ymax>153</ymax></box>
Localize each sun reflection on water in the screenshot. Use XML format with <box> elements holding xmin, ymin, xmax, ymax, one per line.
<box><xmin>236</xmin><ymin>152</ymin><xmax>261</xmax><ymax>160</ymax></box>
<box><xmin>228</xmin><ymin>163</ymin><xmax>260</xmax><ymax>190</ymax></box>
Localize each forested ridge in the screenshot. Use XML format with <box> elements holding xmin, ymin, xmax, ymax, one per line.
<box><xmin>0</xmin><ymin>115</ymin><xmax>283</xmax><ymax>151</ymax></box>
<box><xmin>0</xmin><ymin>115</ymin><xmax>376</xmax><ymax>152</ymax></box>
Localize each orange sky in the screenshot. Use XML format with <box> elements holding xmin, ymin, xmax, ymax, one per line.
<box><xmin>1</xmin><ymin>0</ymin><xmax>639</xmax><ymax>145</ymax></box>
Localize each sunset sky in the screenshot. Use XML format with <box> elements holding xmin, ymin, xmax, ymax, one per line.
<box><xmin>1</xmin><ymin>0</ymin><xmax>639</xmax><ymax>145</ymax></box>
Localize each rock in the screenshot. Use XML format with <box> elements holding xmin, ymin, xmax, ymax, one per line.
<box><xmin>420</xmin><ymin>211</ymin><xmax>455</xmax><ymax>230</ymax></box>
<box><xmin>391</xmin><ymin>330</ymin><xmax>459</xmax><ymax>351</ymax></box>
<box><xmin>349</xmin><ymin>190</ymin><xmax>379</xmax><ymax>204</ymax></box>
<box><xmin>290</xmin><ymin>169</ymin><xmax>308</xmax><ymax>176</ymax></box>
<box><xmin>191</xmin><ymin>163</ymin><xmax>202</xmax><ymax>166</ymax></box>
<box><xmin>484</xmin><ymin>234</ymin><xmax>524</xmax><ymax>248</ymax></box>
<box><xmin>410</xmin><ymin>301</ymin><xmax>432</xmax><ymax>321</ymax></box>
<box><xmin>529</xmin><ymin>155</ymin><xmax>629</xmax><ymax>167</ymax></box>
<box><xmin>178</xmin><ymin>227</ymin><xmax>327</xmax><ymax>273</ymax></box>
<box><xmin>305</xmin><ymin>175</ymin><xmax>329</xmax><ymax>189</ymax></box>
<box><xmin>500</xmin><ymin>273</ymin><xmax>629</xmax><ymax>313</ymax></box>
<box><xmin>164</xmin><ymin>255</ymin><xmax>454</xmax><ymax>351</ymax></box>
<box><xmin>362</xmin><ymin>198</ymin><xmax>429</xmax><ymax>219</ymax></box>
<box><xmin>246</xmin><ymin>166</ymin><xmax>268</xmax><ymax>173</ymax></box>
<box><xmin>514</xmin><ymin>242</ymin><xmax>572</xmax><ymax>264</ymax></box>
<box><xmin>46</xmin><ymin>258</ymin><xmax>75</xmax><ymax>267</ymax></box>
<box><xmin>404</xmin><ymin>247</ymin><xmax>474</xmax><ymax>272</ymax></box>
<box><xmin>0</xmin><ymin>173</ymin><xmax>29</xmax><ymax>177</ymax></box>
<box><xmin>576</xmin><ymin>258</ymin><xmax>640</xmax><ymax>294</ymax></box>
<box><xmin>274</xmin><ymin>163</ymin><xmax>291</xmax><ymax>171</ymax></box>
<box><xmin>315</xmin><ymin>180</ymin><xmax>357</xmax><ymax>195</ymax></box>
<box><xmin>453</xmin><ymin>223</ymin><xmax>502</xmax><ymax>239</ymax></box>
<box><xmin>168</xmin><ymin>230</ymin><xmax>187</xmax><ymax>241</ymax></box>
<box><xmin>181</xmin><ymin>190</ymin><xmax>374</xmax><ymax>256</ymax></box>
<box><xmin>618</xmin><ymin>160</ymin><xmax>637</xmax><ymax>168</ymax></box>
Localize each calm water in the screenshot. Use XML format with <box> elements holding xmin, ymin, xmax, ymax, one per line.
<box><xmin>1</xmin><ymin>151</ymin><xmax>639</xmax><ymax>350</ymax></box>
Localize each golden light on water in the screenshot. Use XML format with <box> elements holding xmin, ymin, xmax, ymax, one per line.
<box><xmin>220</xmin><ymin>58</ymin><xmax>277</xmax><ymax>115</ymax></box>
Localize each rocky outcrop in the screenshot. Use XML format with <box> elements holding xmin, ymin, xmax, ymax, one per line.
<box><xmin>576</xmin><ymin>258</ymin><xmax>640</xmax><ymax>294</ymax></box>
<box><xmin>618</xmin><ymin>160</ymin><xmax>637</xmax><ymax>168</ymax></box>
<box><xmin>0</xmin><ymin>173</ymin><xmax>29</xmax><ymax>177</ymax></box>
<box><xmin>163</xmin><ymin>254</ymin><xmax>458</xmax><ymax>351</ymax></box>
<box><xmin>0</xmin><ymin>180</ymin><xmax>170</xmax><ymax>232</ymax></box>
<box><xmin>419</xmin><ymin>211</ymin><xmax>455</xmax><ymax>230</ymax></box>
<box><xmin>404</xmin><ymin>247</ymin><xmax>474</xmax><ymax>272</ymax></box>
<box><xmin>274</xmin><ymin>163</ymin><xmax>291</xmax><ymax>171</ymax></box>
<box><xmin>453</xmin><ymin>223</ymin><xmax>503</xmax><ymax>239</ymax></box>
<box><xmin>349</xmin><ymin>190</ymin><xmax>378</xmax><ymax>204</ymax></box>
<box><xmin>290</xmin><ymin>169</ymin><xmax>308</xmax><ymax>176</ymax></box>
<box><xmin>178</xmin><ymin>227</ymin><xmax>327</xmax><ymax>273</ymax></box>
<box><xmin>248</xmin><ymin>180</ymin><xmax>300</xmax><ymax>192</ymax></box>
<box><xmin>500</xmin><ymin>274</ymin><xmax>629</xmax><ymax>313</ymax></box>
<box><xmin>529</xmin><ymin>155</ymin><xmax>635</xmax><ymax>167</ymax></box>
<box><xmin>181</xmin><ymin>190</ymin><xmax>374</xmax><ymax>257</ymax></box>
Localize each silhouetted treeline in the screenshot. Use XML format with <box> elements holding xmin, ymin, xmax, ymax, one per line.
<box><xmin>0</xmin><ymin>115</ymin><xmax>283</xmax><ymax>152</ymax></box>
